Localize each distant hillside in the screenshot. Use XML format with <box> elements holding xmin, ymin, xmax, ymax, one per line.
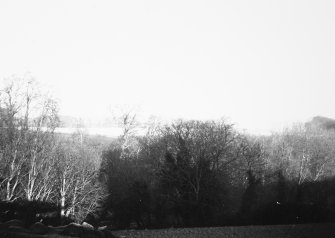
<box><xmin>58</xmin><ymin>115</ymin><xmax>81</xmax><ymax>128</ymax></box>
<box><xmin>58</xmin><ymin>115</ymin><xmax>117</xmax><ymax>128</ymax></box>
<box><xmin>56</xmin><ymin>115</ymin><xmax>148</xmax><ymax>137</ymax></box>
<box><xmin>305</xmin><ymin>116</ymin><xmax>335</xmax><ymax>130</ymax></box>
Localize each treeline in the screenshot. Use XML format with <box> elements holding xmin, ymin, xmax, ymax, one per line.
<box><xmin>0</xmin><ymin>78</ymin><xmax>105</xmax><ymax>224</ymax></box>
<box><xmin>1</xmin><ymin>78</ymin><xmax>335</xmax><ymax>229</ymax></box>
<box><xmin>99</xmin><ymin>119</ymin><xmax>335</xmax><ymax>229</ymax></box>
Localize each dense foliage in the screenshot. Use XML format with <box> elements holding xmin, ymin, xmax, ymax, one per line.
<box><xmin>99</xmin><ymin>120</ymin><xmax>335</xmax><ymax>229</ymax></box>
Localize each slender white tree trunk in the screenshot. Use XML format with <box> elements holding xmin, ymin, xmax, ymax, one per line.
<box><xmin>60</xmin><ymin>173</ymin><xmax>67</xmax><ymax>222</ymax></box>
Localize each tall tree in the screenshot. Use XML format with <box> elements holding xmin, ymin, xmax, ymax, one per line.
<box><xmin>0</xmin><ymin>77</ymin><xmax>58</xmax><ymax>201</ymax></box>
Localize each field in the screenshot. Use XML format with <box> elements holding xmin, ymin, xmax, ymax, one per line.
<box><xmin>114</xmin><ymin>223</ymin><xmax>335</xmax><ymax>238</ymax></box>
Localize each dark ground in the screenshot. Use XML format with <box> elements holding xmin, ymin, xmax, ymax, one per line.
<box><xmin>114</xmin><ymin>222</ymin><xmax>335</xmax><ymax>238</ymax></box>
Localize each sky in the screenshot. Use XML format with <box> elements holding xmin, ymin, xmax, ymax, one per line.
<box><xmin>0</xmin><ymin>0</ymin><xmax>335</xmax><ymax>134</ymax></box>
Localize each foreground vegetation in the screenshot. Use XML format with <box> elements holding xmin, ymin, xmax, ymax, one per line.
<box><xmin>1</xmin><ymin>77</ymin><xmax>335</xmax><ymax>230</ymax></box>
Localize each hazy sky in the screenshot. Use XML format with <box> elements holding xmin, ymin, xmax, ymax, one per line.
<box><xmin>1</xmin><ymin>0</ymin><xmax>335</xmax><ymax>134</ymax></box>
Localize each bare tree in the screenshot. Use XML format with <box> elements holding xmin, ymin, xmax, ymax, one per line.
<box><xmin>110</xmin><ymin>108</ymin><xmax>140</xmax><ymax>159</ymax></box>
<box><xmin>159</xmin><ymin>120</ymin><xmax>237</xmax><ymax>207</ymax></box>
<box><xmin>52</xmin><ymin>135</ymin><xmax>103</xmax><ymax>222</ymax></box>
<box><xmin>0</xmin><ymin>77</ymin><xmax>59</xmax><ymax>201</ymax></box>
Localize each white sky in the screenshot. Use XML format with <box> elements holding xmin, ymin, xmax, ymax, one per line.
<box><xmin>1</xmin><ymin>0</ymin><xmax>335</xmax><ymax>134</ymax></box>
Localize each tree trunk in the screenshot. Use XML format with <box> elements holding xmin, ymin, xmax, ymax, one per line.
<box><xmin>60</xmin><ymin>174</ymin><xmax>67</xmax><ymax>224</ymax></box>
<box><xmin>60</xmin><ymin>194</ymin><xmax>66</xmax><ymax>223</ymax></box>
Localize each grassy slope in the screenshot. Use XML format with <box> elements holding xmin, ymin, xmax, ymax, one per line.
<box><xmin>114</xmin><ymin>223</ymin><xmax>335</xmax><ymax>238</ymax></box>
